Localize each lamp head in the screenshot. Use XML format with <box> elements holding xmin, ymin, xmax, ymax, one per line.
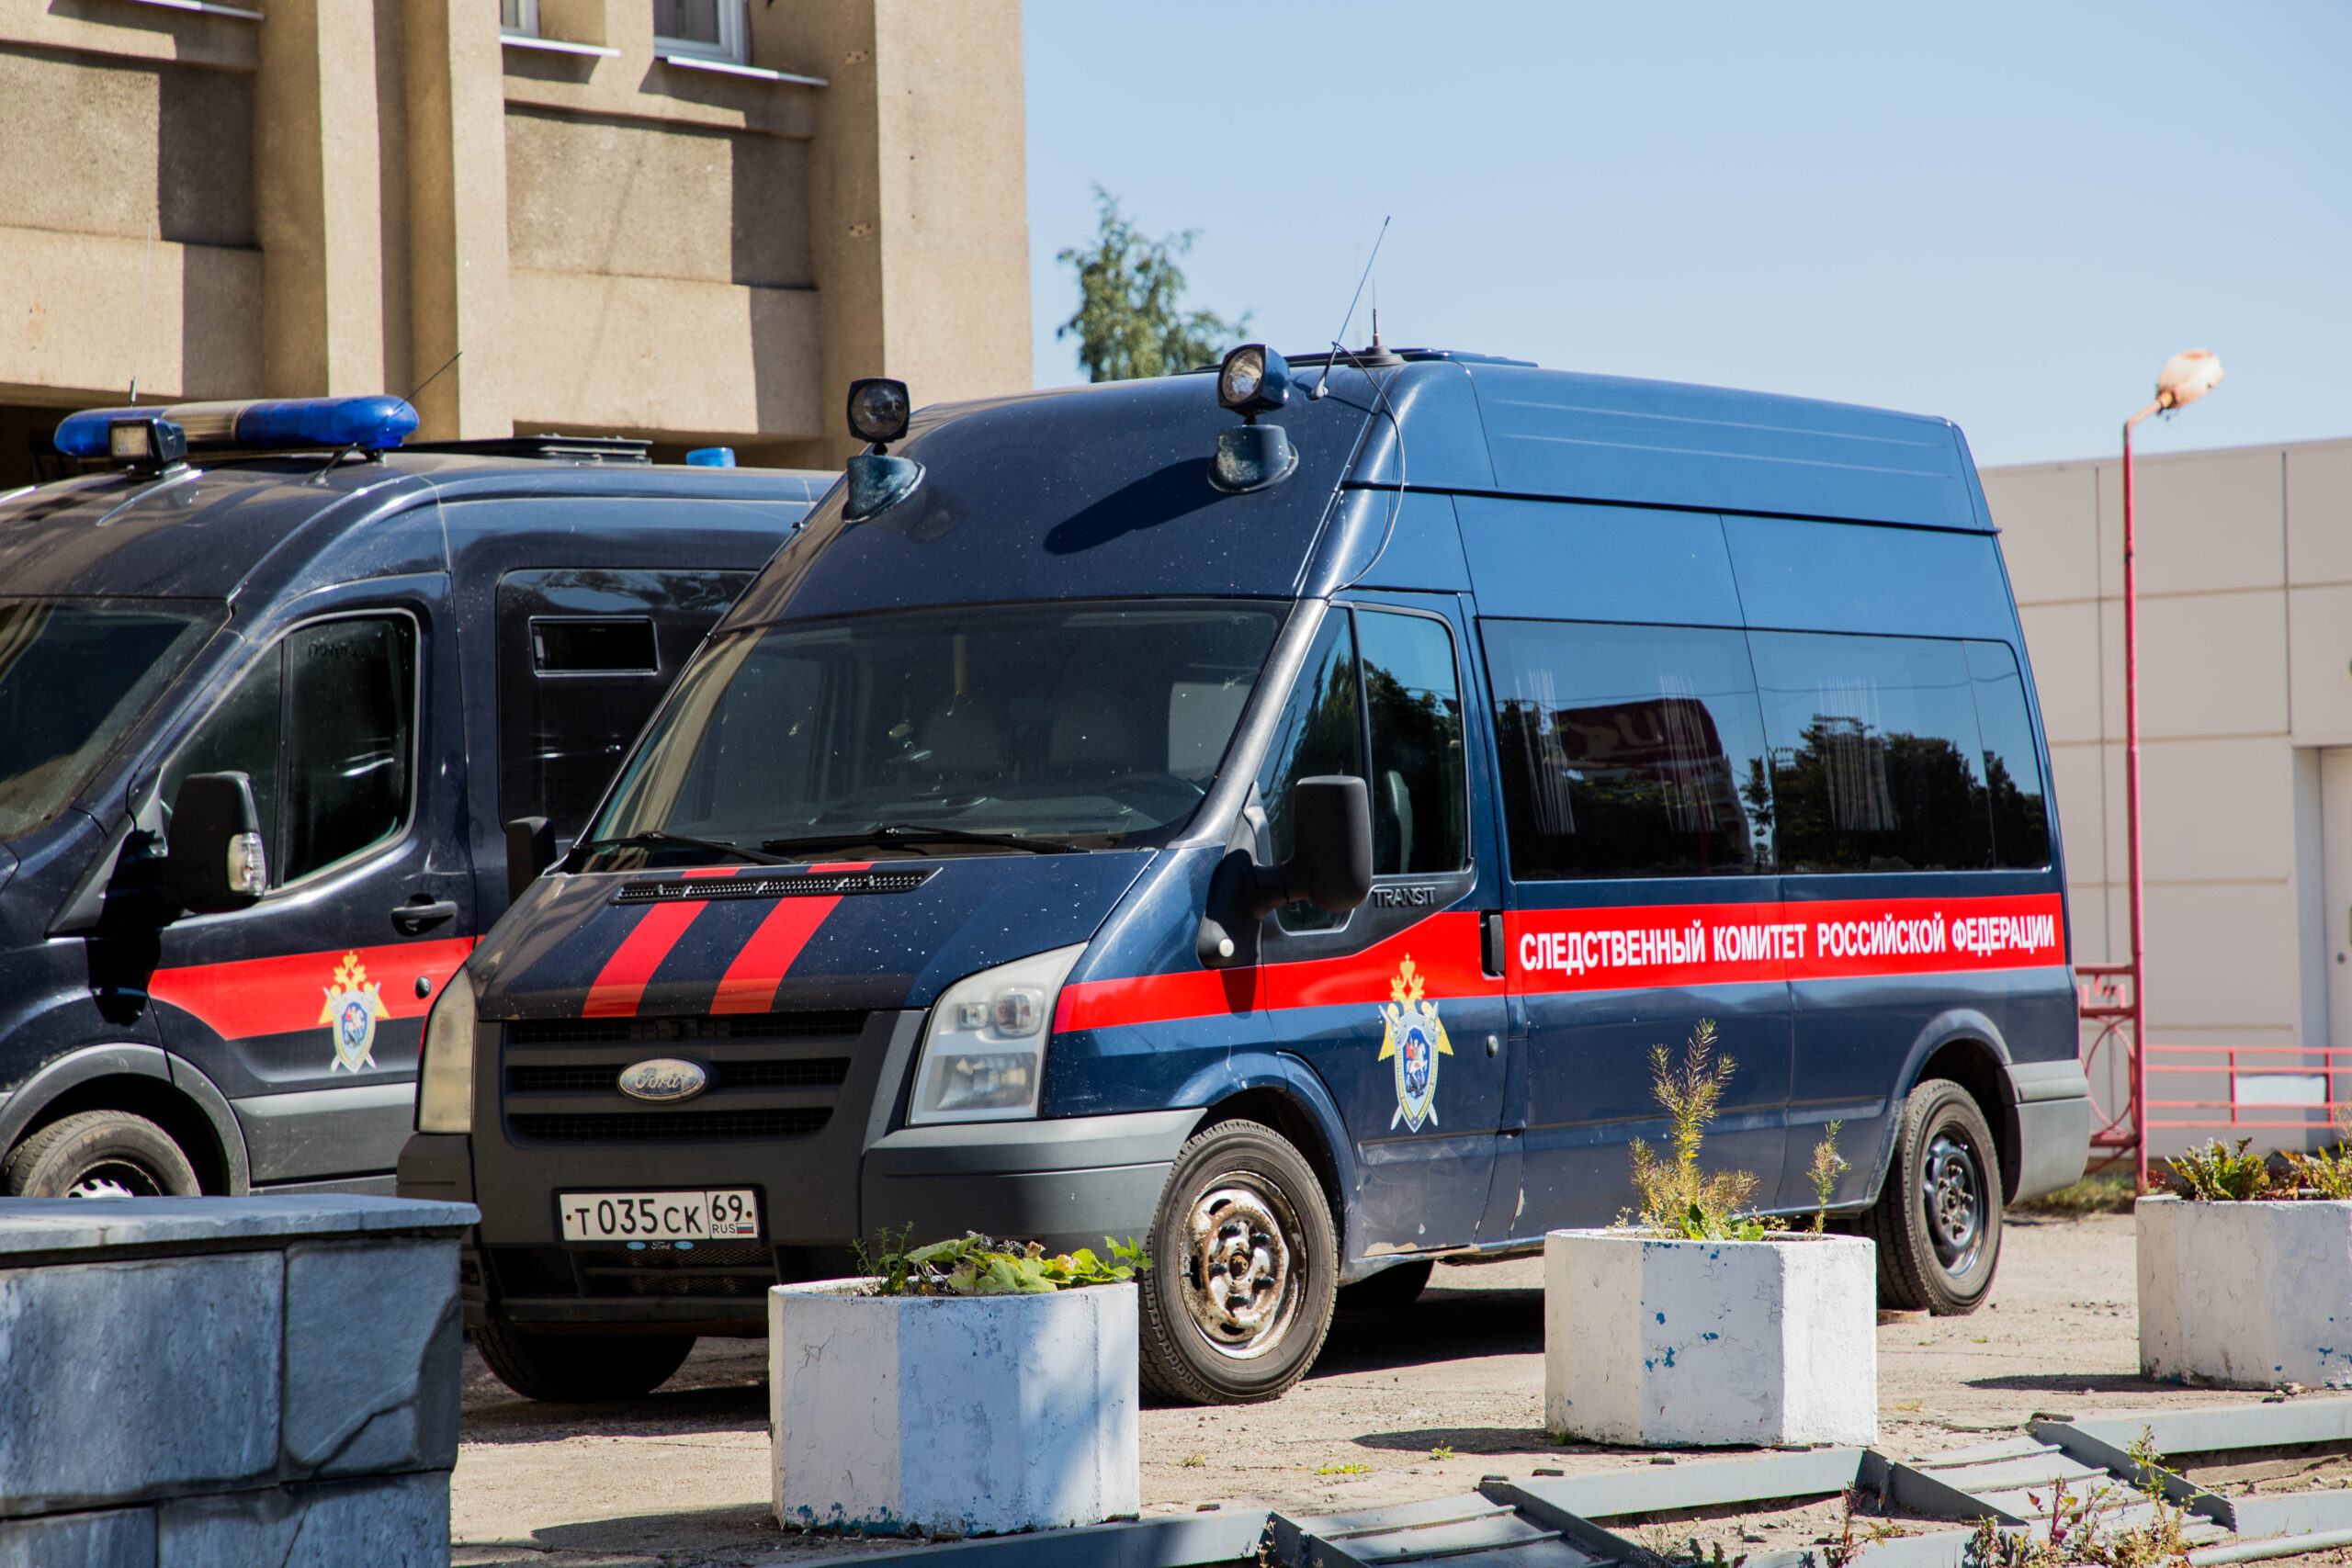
<box><xmin>2155</xmin><ymin>350</ymin><xmax>2222</xmax><ymax>412</ymax></box>
<box><xmin>846</xmin><ymin>378</ymin><xmax>911</xmax><ymax>447</ymax></box>
<box><xmin>1216</xmin><ymin>344</ymin><xmax>1292</xmax><ymax>423</ymax></box>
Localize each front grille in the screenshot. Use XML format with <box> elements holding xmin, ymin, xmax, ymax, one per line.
<box><xmin>508</xmin><ymin>1108</ymin><xmax>831</xmax><ymax>1142</ymax></box>
<box><xmin>508</xmin><ymin>1011</ymin><xmax>866</xmax><ymax>1046</ymax></box>
<box><xmin>507</xmin><ymin>1057</ymin><xmax>851</xmax><ymax>1094</ymax></box>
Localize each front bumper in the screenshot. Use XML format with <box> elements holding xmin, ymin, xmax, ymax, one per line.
<box><xmin>402</xmin><ymin>1105</ymin><xmax>1201</xmax><ymax>1331</ymax></box>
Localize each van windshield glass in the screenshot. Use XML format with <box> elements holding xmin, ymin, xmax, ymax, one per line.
<box><xmin>582</xmin><ymin>601</ymin><xmax>1283</xmax><ymax>866</ymax></box>
<box><xmin>0</xmin><ymin>598</ymin><xmax>221</xmax><ymax>842</ymax></box>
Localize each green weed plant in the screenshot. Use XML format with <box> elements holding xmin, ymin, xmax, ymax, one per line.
<box><xmin>1625</xmin><ymin>1020</ymin><xmax>1777</xmax><ymax>1241</ymax></box>
<box><xmin>854</xmin><ymin>1228</ymin><xmax>1149</xmax><ymax>1297</ymax></box>
<box><xmin>2161</xmin><ymin>1138</ymin><xmax>2273</xmax><ymax>1202</ymax></box>
<box><xmin>1958</xmin><ymin>1430</ymin><xmax>2196</xmax><ymax>1568</ymax></box>
<box><xmin>1809</xmin><ymin>1121</ymin><xmax>1849</xmax><ymax>1232</ymax></box>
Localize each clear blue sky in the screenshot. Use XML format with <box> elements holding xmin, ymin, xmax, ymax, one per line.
<box><xmin>1023</xmin><ymin>3</ymin><xmax>2348</xmax><ymax>468</ymax></box>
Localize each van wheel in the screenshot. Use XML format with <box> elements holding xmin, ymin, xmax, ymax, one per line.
<box><xmin>1338</xmin><ymin>1258</ymin><xmax>1433</xmax><ymax>1311</ymax></box>
<box><xmin>473</xmin><ymin>1322</ymin><xmax>696</xmax><ymax>1403</ymax></box>
<box><xmin>1138</xmin><ymin>1119</ymin><xmax>1338</xmax><ymax>1404</ymax></box>
<box><xmin>1863</xmin><ymin>1078</ymin><xmax>2003</xmax><ymax>1315</ymax></box>
<box><xmin>3</xmin><ymin>1110</ymin><xmax>202</xmax><ymax>1198</ymax></box>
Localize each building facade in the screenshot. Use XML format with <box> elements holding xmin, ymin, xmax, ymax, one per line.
<box><xmin>0</xmin><ymin>0</ymin><xmax>1028</xmax><ymax>486</ymax></box>
<box><xmin>1984</xmin><ymin>437</ymin><xmax>2352</xmax><ymax>1157</ymax></box>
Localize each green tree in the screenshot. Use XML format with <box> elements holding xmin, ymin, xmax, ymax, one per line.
<box><xmin>1057</xmin><ymin>188</ymin><xmax>1250</xmax><ymax>382</ymax></box>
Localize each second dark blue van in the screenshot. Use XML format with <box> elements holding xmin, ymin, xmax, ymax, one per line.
<box><xmin>401</xmin><ymin>351</ymin><xmax>2093</xmax><ymax>1405</ymax></box>
<box><xmin>0</xmin><ymin>401</ymin><xmax>822</xmax><ymax>1203</ymax></box>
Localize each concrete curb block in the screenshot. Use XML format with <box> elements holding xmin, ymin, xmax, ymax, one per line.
<box><xmin>2136</xmin><ymin>1195</ymin><xmax>2352</xmax><ymax>1390</ymax></box>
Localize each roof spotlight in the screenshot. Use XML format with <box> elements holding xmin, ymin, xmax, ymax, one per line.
<box><xmin>1217</xmin><ymin>344</ymin><xmax>1292</xmax><ymax>422</ymax></box>
<box><xmin>842</xmin><ymin>378</ymin><xmax>922</xmax><ymax>522</ymax></box>
<box><xmin>846</xmin><ymin>378</ymin><xmax>912</xmax><ymax>448</ymax></box>
<box><xmin>1209</xmin><ymin>344</ymin><xmax>1299</xmax><ymax>494</ymax></box>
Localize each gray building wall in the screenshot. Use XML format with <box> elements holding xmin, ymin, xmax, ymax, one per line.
<box><xmin>1983</xmin><ymin>437</ymin><xmax>2352</xmax><ymax>1157</ymax></box>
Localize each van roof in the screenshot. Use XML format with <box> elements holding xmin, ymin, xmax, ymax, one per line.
<box><xmin>0</xmin><ymin>452</ymin><xmax>833</xmax><ymax>603</ymax></box>
<box><xmin>720</xmin><ymin>357</ymin><xmax>1993</xmax><ymax>629</ymax></box>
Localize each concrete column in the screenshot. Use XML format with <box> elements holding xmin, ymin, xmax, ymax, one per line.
<box><xmin>253</xmin><ymin>0</ymin><xmax>389</xmax><ymax>397</ymax></box>
<box><xmin>797</xmin><ymin>0</ymin><xmax>1029</xmax><ymax>465</ymax></box>
<box><xmin>403</xmin><ymin>0</ymin><xmax>512</xmax><ymax>440</ymax></box>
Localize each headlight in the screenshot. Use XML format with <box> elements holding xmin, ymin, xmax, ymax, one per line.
<box><xmin>415</xmin><ymin>964</ymin><xmax>480</xmax><ymax>1134</ymax></box>
<box><xmin>907</xmin><ymin>943</ymin><xmax>1087</xmax><ymax>1125</ymax></box>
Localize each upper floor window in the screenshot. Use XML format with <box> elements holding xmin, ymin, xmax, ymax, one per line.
<box><xmin>500</xmin><ymin>0</ymin><xmax>538</xmax><ymax>37</ymax></box>
<box><xmin>655</xmin><ymin>0</ymin><xmax>748</xmax><ymax>63</ymax></box>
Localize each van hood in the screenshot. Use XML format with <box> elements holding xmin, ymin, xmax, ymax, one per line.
<box><xmin>470</xmin><ymin>851</ymin><xmax>1156</xmax><ymax>1020</ymax></box>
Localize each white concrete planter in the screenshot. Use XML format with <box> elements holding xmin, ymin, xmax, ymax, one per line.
<box><xmin>769</xmin><ymin>1279</ymin><xmax>1139</xmax><ymax>1538</ymax></box>
<box><xmin>1544</xmin><ymin>1229</ymin><xmax>1878</xmax><ymax>1448</ymax></box>
<box><xmin>2137</xmin><ymin>1194</ymin><xmax>2352</xmax><ymax>1389</ymax></box>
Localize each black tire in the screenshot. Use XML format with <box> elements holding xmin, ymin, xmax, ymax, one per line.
<box><xmin>1337</xmin><ymin>1258</ymin><xmax>1433</xmax><ymax>1311</ymax></box>
<box><xmin>4</xmin><ymin>1110</ymin><xmax>202</xmax><ymax>1198</ymax></box>
<box><xmin>473</xmin><ymin>1321</ymin><xmax>696</xmax><ymax>1403</ymax></box>
<box><xmin>1138</xmin><ymin>1119</ymin><xmax>1339</xmax><ymax>1404</ymax></box>
<box><xmin>1863</xmin><ymin>1077</ymin><xmax>2004</xmax><ymax>1314</ymax></box>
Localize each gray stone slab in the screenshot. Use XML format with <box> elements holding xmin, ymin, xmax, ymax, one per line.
<box><xmin>157</xmin><ymin>1472</ymin><xmax>449</xmax><ymax>1568</ymax></box>
<box><xmin>0</xmin><ymin>1507</ymin><xmax>155</xmax><ymax>1568</ymax></box>
<box><xmin>282</xmin><ymin>1238</ymin><xmax>462</xmax><ymax>1477</ymax></box>
<box><xmin>0</xmin><ymin>1253</ymin><xmax>281</xmax><ymax>1515</ymax></box>
<box><xmin>0</xmin><ymin>1197</ymin><xmax>477</xmax><ymax>1258</ymax></box>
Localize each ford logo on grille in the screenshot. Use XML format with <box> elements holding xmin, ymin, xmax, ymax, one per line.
<box><xmin>617</xmin><ymin>1058</ymin><xmax>708</xmax><ymax>1103</ymax></box>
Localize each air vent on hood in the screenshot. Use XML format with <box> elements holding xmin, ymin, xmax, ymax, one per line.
<box><xmin>611</xmin><ymin>868</ymin><xmax>936</xmax><ymax>904</ymax></box>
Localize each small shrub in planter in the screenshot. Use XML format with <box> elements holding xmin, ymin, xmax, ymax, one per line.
<box><xmin>2139</xmin><ymin>1131</ymin><xmax>2352</xmax><ymax>1390</ymax></box>
<box><xmin>770</xmin><ymin>1234</ymin><xmax>1146</xmax><ymax>1539</ymax></box>
<box><xmin>1545</xmin><ymin>1022</ymin><xmax>1878</xmax><ymax>1448</ymax></box>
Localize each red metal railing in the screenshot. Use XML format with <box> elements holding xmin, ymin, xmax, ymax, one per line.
<box><xmin>2144</xmin><ymin>1043</ymin><xmax>2352</xmax><ymax>1133</ymax></box>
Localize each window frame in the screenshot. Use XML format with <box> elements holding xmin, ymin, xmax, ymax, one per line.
<box><xmin>1349</xmin><ymin>600</ymin><xmax>1475</xmax><ymax>880</ymax></box>
<box><xmin>500</xmin><ymin>0</ymin><xmax>540</xmax><ymax>39</ymax></box>
<box><xmin>153</xmin><ymin>607</ymin><xmax>424</xmax><ymax>898</ymax></box>
<box><xmin>654</xmin><ymin>0</ymin><xmax>749</xmax><ymax>63</ymax></box>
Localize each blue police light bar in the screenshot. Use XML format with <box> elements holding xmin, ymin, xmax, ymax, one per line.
<box><xmin>54</xmin><ymin>395</ymin><xmax>420</xmax><ymax>459</ymax></box>
<box><xmin>684</xmin><ymin>447</ymin><xmax>736</xmax><ymax>468</ymax></box>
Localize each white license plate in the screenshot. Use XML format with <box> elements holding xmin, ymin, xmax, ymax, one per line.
<box><xmin>558</xmin><ymin>1190</ymin><xmax>761</xmax><ymax>1243</ymax></box>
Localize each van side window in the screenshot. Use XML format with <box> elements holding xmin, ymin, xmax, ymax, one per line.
<box><xmin>495</xmin><ymin>570</ymin><xmax>752</xmax><ymax>842</ymax></box>
<box><xmin>1357</xmin><ymin>608</ymin><xmax>1467</xmax><ymax>874</ymax></box>
<box><xmin>162</xmin><ymin>615</ymin><xmax>416</xmax><ymax>886</ymax></box>
<box><xmin>1748</xmin><ymin>631</ymin><xmax>1993</xmax><ymax>874</ymax></box>
<box><xmin>1484</xmin><ymin>620</ymin><xmax>1773</xmax><ymax>880</ymax></box>
<box><xmin>1256</xmin><ymin>610</ymin><xmax>1363</xmax><ymax>931</ymax></box>
<box><xmin>1965</xmin><ymin>639</ymin><xmax>2051</xmax><ymax>869</ymax></box>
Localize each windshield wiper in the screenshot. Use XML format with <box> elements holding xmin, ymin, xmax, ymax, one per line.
<box><xmin>761</xmin><ymin>823</ymin><xmax>1083</xmax><ymax>857</ymax></box>
<box><xmin>572</xmin><ymin>830</ymin><xmax>787</xmax><ymax>866</ymax></box>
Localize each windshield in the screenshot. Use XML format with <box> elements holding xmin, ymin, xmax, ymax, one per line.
<box><xmin>0</xmin><ymin>598</ymin><xmax>222</xmax><ymax>842</ymax></box>
<box><xmin>582</xmin><ymin>600</ymin><xmax>1283</xmax><ymax>866</ymax></box>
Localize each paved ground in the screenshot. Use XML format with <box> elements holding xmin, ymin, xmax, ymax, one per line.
<box><xmin>448</xmin><ymin>1213</ymin><xmax>2331</xmax><ymax>1567</ymax></box>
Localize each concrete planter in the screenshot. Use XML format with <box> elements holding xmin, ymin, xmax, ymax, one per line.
<box><xmin>1544</xmin><ymin>1229</ymin><xmax>1878</xmax><ymax>1448</ymax></box>
<box><xmin>2137</xmin><ymin>1194</ymin><xmax>2352</xmax><ymax>1389</ymax></box>
<box><xmin>769</xmin><ymin>1279</ymin><xmax>1139</xmax><ymax>1538</ymax></box>
<box><xmin>0</xmin><ymin>1195</ymin><xmax>475</xmax><ymax>1565</ymax></box>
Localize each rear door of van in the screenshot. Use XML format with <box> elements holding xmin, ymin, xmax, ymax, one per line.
<box><xmin>1724</xmin><ymin>516</ymin><xmax>2065</xmax><ymax>1207</ymax></box>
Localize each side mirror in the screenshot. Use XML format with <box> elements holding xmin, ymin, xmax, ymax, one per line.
<box><xmin>505</xmin><ymin>817</ymin><xmax>556</xmax><ymax>908</ymax></box>
<box><xmin>165</xmin><ymin>773</ymin><xmax>266</xmax><ymax>914</ymax></box>
<box><xmin>1195</xmin><ymin>776</ymin><xmax>1374</xmax><ymax>966</ymax></box>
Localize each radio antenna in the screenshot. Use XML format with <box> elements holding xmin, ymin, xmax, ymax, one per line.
<box><xmin>1310</xmin><ymin>216</ymin><xmax>1389</xmax><ymax>400</ymax></box>
<box><xmin>405</xmin><ymin>348</ymin><xmax>463</xmax><ymax>405</ymax></box>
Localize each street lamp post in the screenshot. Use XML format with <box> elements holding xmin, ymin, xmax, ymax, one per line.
<box><xmin>2114</xmin><ymin>349</ymin><xmax>2224</xmax><ymax>1189</ymax></box>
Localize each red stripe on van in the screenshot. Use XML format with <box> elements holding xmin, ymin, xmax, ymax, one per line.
<box><xmin>1053</xmin><ymin>893</ymin><xmax>2065</xmax><ymax>1032</ymax></box>
<box><xmin>708</xmin><ymin>863</ymin><xmax>872</xmax><ymax>1014</ymax></box>
<box><xmin>1054</xmin><ymin>910</ymin><xmax>1495</xmax><ymax>1032</ymax></box>
<box><xmin>151</xmin><ymin>937</ymin><xmax>478</xmax><ymax>1041</ymax></box>
<box><xmin>581</xmin><ymin>868</ymin><xmax>738</xmax><ymax>1018</ymax></box>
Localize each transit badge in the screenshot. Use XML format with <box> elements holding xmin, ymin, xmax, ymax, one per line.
<box><xmin>1379</xmin><ymin>956</ymin><xmax>1453</xmax><ymax>1132</ymax></box>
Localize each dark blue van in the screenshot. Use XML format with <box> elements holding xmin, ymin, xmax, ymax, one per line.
<box><xmin>402</xmin><ymin>351</ymin><xmax>2092</xmax><ymax>1405</ymax></box>
<box><xmin>0</xmin><ymin>398</ymin><xmax>821</xmax><ymax>1204</ymax></box>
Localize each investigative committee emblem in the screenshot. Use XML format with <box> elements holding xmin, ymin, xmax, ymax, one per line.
<box><xmin>318</xmin><ymin>952</ymin><xmax>390</xmax><ymax>1074</ymax></box>
<box><xmin>1378</xmin><ymin>956</ymin><xmax>1453</xmax><ymax>1132</ymax></box>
